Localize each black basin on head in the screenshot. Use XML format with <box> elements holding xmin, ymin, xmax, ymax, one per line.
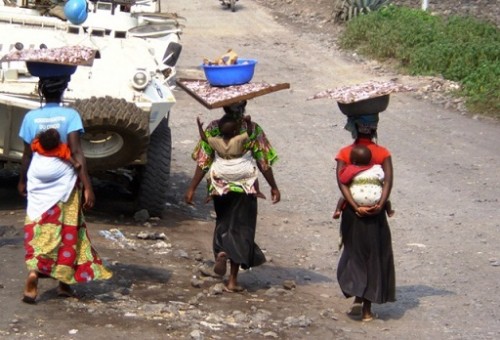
<box><xmin>338</xmin><ymin>94</ymin><xmax>390</xmax><ymax>116</ymax></box>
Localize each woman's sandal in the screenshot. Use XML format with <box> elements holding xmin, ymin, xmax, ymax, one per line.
<box><xmin>213</xmin><ymin>252</ymin><xmax>227</xmax><ymax>276</ymax></box>
<box><xmin>361</xmin><ymin>313</ymin><xmax>378</xmax><ymax>322</ymax></box>
<box><xmin>223</xmin><ymin>285</ymin><xmax>244</xmax><ymax>293</ymax></box>
<box><xmin>57</xmin><ymin>283</ymin><xmax>75</xmax><ymax>298</ymax></box>
<box><xmin>347</xmin><ymin>302</ymin><xmax>362</xmax><ymax>316</ymax></box>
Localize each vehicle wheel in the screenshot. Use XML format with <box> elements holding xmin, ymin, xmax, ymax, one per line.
<box><xmin>136</xmin><ymin>117</ymin><xmax>171</xmax><ymax>217</ymax></box>
<box><xmin>72</xmin><ymin>96</ymin><xmax>149</xmax><ymax>171</ymax></box>
<box><xmin>230</xmin><ymin>0</ymin><xmax>236</xmax><ymax>12</ymax></box>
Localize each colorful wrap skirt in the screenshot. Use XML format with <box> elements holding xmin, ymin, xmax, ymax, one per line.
<box><xmin>24</xmin><ymin>186</ymin><xmax>112</xmax><ymax>284</ymax></box>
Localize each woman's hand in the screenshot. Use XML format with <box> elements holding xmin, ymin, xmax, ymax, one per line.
<box><xmin>83</xmin><ymin>187</ymin><xmax>95</xmax><ymax>210</ymax></box>
<box><xmin>270</xmin><ymin>187</ymin><xmax>281</xmax><ymax>204</ymax></box>
<box><xmin>184</xmin><ymin>188</ymin><xmax>195</xmax><ymax>205</ymax></box>
<box><xmin>17</xmin><ymin>181</ymin><xmax>27</xmax><ymax>197</ymax></box>
<box><xmin>356</xmin><ymin>204</ymin><xmax>382</xmax><ymax>217</ymax></box>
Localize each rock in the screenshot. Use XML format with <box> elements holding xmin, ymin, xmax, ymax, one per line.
<box><xmin>134</xmin><ymin>209</ymin><xmax>150</xmax><ymax>223</ymax></box>
<box><xmin>190</xmin><ymin>329</ymin><xmax>204</xmax><ymax>340</ymax></box>
<box><xmin>282</xmin><ymin>280</ymin><xmax>296</xmax><ymax>290</ymax></box>
<box><xmin>174</xmin><ymin>249</ymin><xmax>190</xmax><ymax>259</ymax></box>
<box><xmin>264</xmin><ymin>331</ymin><xmax>279</xmax><ymax>338</ymax></box>
<box><xmin>209</xmin><ymin>283</ymin><xmax>225</xmax><ymax>295</ymax></box>
<box><xmin>191</xmin><ymin>276</ymin><xmax>204</xmax><ymax>288</ymax></box>
<box><xmin>283</xmin><ymin>315</ymin><xmax>312</xmax><ymax>328</ymax></box>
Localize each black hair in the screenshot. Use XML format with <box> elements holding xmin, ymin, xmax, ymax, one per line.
<box><xmin>223</xmin><ymin>100</ymin><xmax>247</xmax><ymax>119</ymax></box>
<box><xmin>38</xmin><ymin>128</ymin><xmax>61</xmax><ymax>151</ymax></box>
<box><xmin>38</xmin><ymin>76</ymin><xmax>70</xmax><ymax>101</ymax></box>
<box><xmin>350</xmin><ymin>144</ymin><xmax>372</xmax><ymax>165</ymax></box>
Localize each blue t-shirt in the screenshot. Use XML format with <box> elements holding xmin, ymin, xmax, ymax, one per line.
<box><xmin>19</xmin><ymin>103</ymin><xmax>84</xmax><ymax>144</ymax></box>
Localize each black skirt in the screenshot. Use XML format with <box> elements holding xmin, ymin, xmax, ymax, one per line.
<box><xmin>337</xmin><ymin>206</ymin><xmax>396</xmax><ymax>304</ymax></box>
<box><xmin>212</xmin><ymin>192</ymin><xmax>266</xmax><ymax>269</ymax></box>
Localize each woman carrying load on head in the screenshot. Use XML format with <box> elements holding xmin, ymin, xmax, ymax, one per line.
<box><xmin>17</xmin><ymin>75</ymin><xmax>112</xmax><ymax>304</ymax></box>
<box><xmin>335</xmin><ymin>112</ymin><xmax>396</xmax><ymax>321</ymax></box>
<box><xmin>184</xmin><ymin>100</ymin><xmax>281</xmax><ymax>292</ymax></box>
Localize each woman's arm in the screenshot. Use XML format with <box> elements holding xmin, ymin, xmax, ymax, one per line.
<box><xmin>336</xmin><ymin>159</ymin><xmax>360</xmax><ymax>213</ymax></box>
<box><xmin>362</xmin><ymin>156</ymin><xmax>393</xmax><ymax>216</ymax></box>
<box><xmin>68</xmin><ymin>131</ymin><xmax>94</xmax><ymax>210</ymax></box>
<box><xmin>377</xmin><ymin>156</ymin><xmax>393</xmax><ymax>208</ymax></box>
<box><xmin>257</xmin><ymin>163</ymin><xmax>280</xmax><ymax>204</ymax></box>
<box><xmin>17</xmin><ymin>142</ymin><xmax>33</xmax><ymax>197</ymax></box>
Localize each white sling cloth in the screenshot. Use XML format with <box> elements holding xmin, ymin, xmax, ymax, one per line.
<box><xmin>209</xmin><ymin>151</ymin><xmax>258</xmax><ymax>195</ymax></box>
<box><xmin>26</xmin><ymin>153</ymin><xmax>78</xmax><ymax>220</ymax></box>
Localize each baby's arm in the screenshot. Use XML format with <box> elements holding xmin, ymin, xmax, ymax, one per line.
<box><xmin>243</xmin><ymin>115</ymin><xmax>253</xmax><ymax>136</ymax></box>
<box><xmin>197</xmin><ymin>117</ymin><xmax>209</xmax><ymax>143</ymax></box>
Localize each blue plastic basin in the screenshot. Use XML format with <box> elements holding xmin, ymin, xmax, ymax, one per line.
<box><xmin>202</xmin><ymin>58</ymin><xmax>257</xmax><ymax>86</ymax></box>
<box><xmin>26</xmin><ymin>62</ymin><xmax>77</xmax><ymax>78</ymax></box>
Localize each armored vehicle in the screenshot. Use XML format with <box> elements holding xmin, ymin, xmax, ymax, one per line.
<box><xmin>0</xmin><ymin>0</ymin><xmax>183</xmax><ymax>216</ymax></box>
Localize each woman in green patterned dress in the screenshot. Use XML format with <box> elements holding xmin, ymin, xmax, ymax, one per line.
<box><xmin>185</xmin><ymin>101</ymin><xmax>280</xmax><ymax>292</ymax></box>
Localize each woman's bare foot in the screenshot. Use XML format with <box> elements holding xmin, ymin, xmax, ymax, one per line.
<box><xmin>22</xmin><ymin>271</ymin><xmax>38</xmax><ymax>304</ymax></box>
<box><xmin>361</xmin><ymin>299</ymin><xmax>373</xmax><ymax>321</ymax></box>
<box><xmin>224</xmin><ymin>260</ymin><xmax>241</xmax><ymax>292</ymax></box>
<box><xmin>57</xmin><ymin>282</ymin><xmax>74</xmax><ymax>298</ymax></box>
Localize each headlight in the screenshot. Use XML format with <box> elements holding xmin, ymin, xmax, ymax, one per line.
<box><xmin>131</xmin><ymin>70</ymin><xmax>150</xmax><ymax>90</ymax></box>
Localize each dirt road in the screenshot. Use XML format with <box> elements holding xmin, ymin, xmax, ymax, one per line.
<box><xmin>1</xmin><ymin>0</ymin><xmax>499</xmax><ymax>339</ymax></box>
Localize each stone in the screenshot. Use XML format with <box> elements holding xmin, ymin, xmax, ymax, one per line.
<box><xmin>282</xmin><ymin>280</ymin><xmax>296</xmax><ymax>290</ymax></box>
<box><xmin>134</xmin><ymin>209</ymin><xmax>149</xmax><ymax>223</ymax></box>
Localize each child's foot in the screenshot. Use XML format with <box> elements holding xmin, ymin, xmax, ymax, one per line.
<box><xmin>332</xmin><ymin>210</ymin><xmax>341</xmax><ymax>219</ymax></box>
<box><xmin>256</xmin><ymin>192</ymin><xmax>266</xmax><ymax>199</ymax></box>
<box><xmin>387</xmin><ymin>210</ymin><xmax>395</xmax><ymax>217</ymax></box>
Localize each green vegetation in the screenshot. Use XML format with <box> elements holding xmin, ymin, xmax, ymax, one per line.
<box><xmin>339</xmin><ymin>5</ymin><xmax>500</xmax><ymax>116</ymax></box>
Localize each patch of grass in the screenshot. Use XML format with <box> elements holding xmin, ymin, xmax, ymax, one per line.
<box><xmin>339</xmin><ymin>5</ymin><xmax>500</xmax><ymax>116</ymax></box>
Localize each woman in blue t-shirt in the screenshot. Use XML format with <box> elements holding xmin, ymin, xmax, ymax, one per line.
<box><xmin>18</xmin><ymin>76</ymin><xmax>112</xmax><ymax>304</ymax></box>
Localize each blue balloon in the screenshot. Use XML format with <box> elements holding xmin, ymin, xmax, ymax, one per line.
<box><xmin>64</xmin><ymin>0</ymin><xmax>88</xmax><ymax>25</ymax></box>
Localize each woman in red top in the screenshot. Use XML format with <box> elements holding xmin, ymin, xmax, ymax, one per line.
<box><xmin>334</xmin><ymin>113</ymin><xmax>396</xmax><ymax>322</ymax></box>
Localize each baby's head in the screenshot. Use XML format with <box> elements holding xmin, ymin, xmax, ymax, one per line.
<box><xmin>38</xmin><ymin>128</ymin><xmax>61</xmax><ymax>151</ymax></box>
<box><xmin>218</xmin><ymin>116</ymin><xmax>239</xmax><ymax>138</ymax></box>
<box><xmin>350</xmin><ymin>145</ymin><xmax>372</xmax><ymax>165</ymax></box>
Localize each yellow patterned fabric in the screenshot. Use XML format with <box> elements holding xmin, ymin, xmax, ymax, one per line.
<box><xmin>24</xmin><ymin>186</ymin><xmax>112</xmax><ymax>284</ymax></box>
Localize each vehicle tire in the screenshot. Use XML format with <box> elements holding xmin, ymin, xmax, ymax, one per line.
<box><xmin>136</xmin><ymin>117</ymin><xmax>171</xmax><ymax>217</ymax></box>
<box><xmin>72</xmin><ymin>96</ymin><xmax>149</xmax><ymax>171</ymax></box>
<box><xmin>230</xmin><ymin>0</ymin><xmax>236</xmax><ymax>12</ymax></box>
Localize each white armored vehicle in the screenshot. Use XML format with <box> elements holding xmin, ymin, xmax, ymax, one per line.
<box><xmin>0</xmin><ymin>0</ymin><xmax>183</xmax><ymax>216</ymax></box>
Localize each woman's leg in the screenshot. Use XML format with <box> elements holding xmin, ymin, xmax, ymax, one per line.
<box><xmin>362</xmin><ymin>299</ymin><xmax>373</xmax><ymax>321</ymax></box>
<box><xmin>225</xmin><ymin>260</ymin><xmax>243</xmax><ymax>292</ymax></box>
<box><xmin>22</xmin><ymin>270</ymin><xmax>38</xmax><ymax>303</ymax></box>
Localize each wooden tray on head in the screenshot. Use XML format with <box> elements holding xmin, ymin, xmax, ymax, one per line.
<box><xmin>176</xmin><ymin>78</ymin><xmax>290</xmax><ymax>109</ymax></box>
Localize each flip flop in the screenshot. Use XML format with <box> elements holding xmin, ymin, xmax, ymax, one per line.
<box><xmin>22</xmin><ymin>295</ymin><xmax>37</xmax><ymax>304</ymax></box>
<box><xmin>347</xmin><ymin>303</ymin><xmax>362</xmax><ymax>316</ymax></box>
<box><xmin>362</xmin><ymin>313</ymin><xmax>378</xmax><ymax>322</ymax></box>
<box><xmin>57</xmin><ymin>283</ymin><xmax>75</xmax><ymax>298</ymax></box>
<box><xmin>213</xmin><ymin>252</ymin><xmax>227</xmax><ymax>276</ymax></box>
<box><xmin>223</xmin><ymin>285</ymin><xmax>244</xmax><ymax>293</ymax></box>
